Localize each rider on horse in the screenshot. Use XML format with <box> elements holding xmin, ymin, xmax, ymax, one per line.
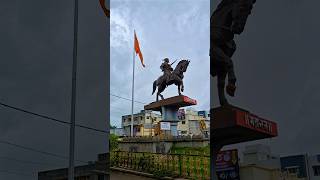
<box><xmin>153</xmin><ymin>59</ymin><xmax>190</xmax><ymax>101</ymax></box>
<box><xmin>160</xmin><ymin>58</ymin><xmax>174</xmax><ymax>84</ymax></box>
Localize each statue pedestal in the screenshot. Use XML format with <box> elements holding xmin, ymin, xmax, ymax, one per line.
<box><xmin>211</xmin><ymin>106</ymin><xmax>278</xmax><ymax>145</ymax></box>
<box><xmin>210</xmin><ymin>106</ymin><xmax>278</xmax><ymax>180</ymax></box>
<box><xmin>144</xmin><ymin>95</ymin><xmax>197</xmax><ymax>136</ymax></box>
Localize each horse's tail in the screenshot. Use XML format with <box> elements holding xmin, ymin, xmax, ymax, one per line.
<box><xmin>152</xmin><ymin>80</ymin><xmax>157</xmax><ymax>95</ymax></box>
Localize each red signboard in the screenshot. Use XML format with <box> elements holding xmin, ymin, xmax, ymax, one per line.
<box><xmin>236</xmin><ymin>111</ymin><xmax>278</xmax><ymax>137</ymax></box>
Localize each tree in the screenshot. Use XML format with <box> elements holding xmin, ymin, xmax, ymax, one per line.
<box><xmin>110</xmin><ymin>125</ymin><xmax>117</xmax><ymax>129</ymax></box>
<box><xmin>109</xmin><ymin>134</ymin><xmax>119</xmax><ymax>151</ymax></box>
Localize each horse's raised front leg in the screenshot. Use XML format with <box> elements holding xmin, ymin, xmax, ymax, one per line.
<box><xmin>178</xmin><ymin>85</ymin><xmax>181</xmax><ymax>96</ymax></box>
<box><xmin>156</xmin><ymin>92</ymin><xmax>159</xmax><ymax>102</ymax></box>
<box><xmin>181</xmin><ymin>81</ymin><xmax>184</xmax><ymax>92</ymax></box>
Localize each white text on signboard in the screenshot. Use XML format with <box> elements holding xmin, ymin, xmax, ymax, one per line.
<box><xmin>160</xmin><ymin>122</ymin><xmax>171</xmax><ymax>130</ymax></box>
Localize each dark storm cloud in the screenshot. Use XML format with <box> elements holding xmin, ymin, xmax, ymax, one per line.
<box><xmin>211</xmin><ymin>0</ymin><xmax>320</xmax><ymax>156</ymax></box>
<box><xmin>0</xmin><ymin>0</ymin><xmax>109</xmax><ymax>179</ymax></box>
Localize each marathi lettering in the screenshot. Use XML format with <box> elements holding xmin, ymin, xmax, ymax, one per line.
<box><xmin>245</xmin><ymin>113</ymin><xmax>273</xmax><ymax>133</ymax></box>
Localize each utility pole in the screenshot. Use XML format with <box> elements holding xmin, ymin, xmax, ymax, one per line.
<box><xmin>131</xmin><ymin>30</ymin><xmax>136</xmax><ymax>137</ymax></box>
<box><xmin>69</xmin><ymin>0</ymin><xmax>78</xmax><ymax>179</ymax></box>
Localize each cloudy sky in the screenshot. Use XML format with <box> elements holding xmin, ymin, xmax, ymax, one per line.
<box><xmin>211</xmin><ymin>0</ymin><xmax>320</xmax><ymax>157</ymax></box>
<box><xmin>1</xmin><ymin>0</ymin><xmax>320</xmax><ymax>179</ymax></box>
<box><xmin>110</xmin><ymin>0</ymin><xmax>210</xmax><ymax>127</ymax></box>
<box><xmin>0</xmin><ymin>0</ymin><xmax>109</xmax><ymax>179</ymax></box>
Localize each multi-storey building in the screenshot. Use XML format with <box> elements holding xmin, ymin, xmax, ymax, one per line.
<box><xmin>308</xmin><ymin>154</ymin><xmax>320</xmax><ymax>179</ymax></box>
<box><xmin>122</xmin><ymin>110</ymin><xmax>161</xmax><ymax>136</ymax></box>
<box><xmin>121</xmin><ymin>109</ymin><xmax>210</xmax><ymax>137</ymax></box>
<box><xmin>177</xmin><ymin>108</ymin><xmax>210</xmax><ymax>136</ymax></box>
<box><xmin>281</xmin><ymin>154</ymin><xmax>320</xmax><ymax>180</ymax></box>
<box><xmin>281</xmin><ymin>154</ymin><xmax>309</xmax><ymax>179</ymax></box>
<box><xmin>239</xmin><ymin>144</ymin><xmax>301</xmax><ymax>180</ymax></box>
<box><xmin>239</xmin><ymin>144</ymin><xmax>320</xmax><ymax>180</ymax></box>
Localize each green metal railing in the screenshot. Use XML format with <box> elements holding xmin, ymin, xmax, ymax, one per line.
<box><xmin>110</xmin><ymin>151</ymin><xmax>210</xmax><ymax>179</ymax></box>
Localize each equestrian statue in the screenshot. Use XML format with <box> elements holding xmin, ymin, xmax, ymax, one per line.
<box><xmin>152</xmin><ymin>58</ymin><xmax>190</xmax><ymax>101</ymax></box>
<box><xmin>211</xmin><ymin>0</ymin><xmax>256</xmax><ymax>106</ymax></box>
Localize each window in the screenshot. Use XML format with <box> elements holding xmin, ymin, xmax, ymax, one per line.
<box><xmin>181</xmin><ymin>131</ymin><xmax>187</xmax><ymax>134</ymax></box>
<box><xmin>313</xmin><ymin>166</ymin><xmax>320</xmax><ymax>176</ymax></box>
<box><xmin>178</xmin><ymin>114</ymin><xmax>185</xmax><ymax>120</ymax></box>
<box><xmin>182</xmin><ymin>121</ymin><xmax>185</xmax><ymax>124</ymax></box>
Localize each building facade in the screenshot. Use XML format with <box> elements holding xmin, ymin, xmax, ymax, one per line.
<box><xmin>239</xmin><ymin>144</ymin><xmax>303</xmax><ymax>180</ymax></box>
<box><xmin>242</xmin><ymin>144</ymin><xmax>281</xmax><ymax>169</ymax></box>
<box><xmin>177</xmin><ymin>109</ymin><xmax>210</xmax><ymax>136</ymax></box>
<box><xmin>239</xmin><ymin>144</ymin><xmax>320</xmax><ymax>179</ymax></box>
<box><xmin>121</xmin><ymin>109</ymin><xmax>210</xmax><ymax>137</ymax></box>
<box><xmin>308</xmin><ymin>154</ymin><xmax>320</xmax><ymax>179</ymax></box>
<box><xmin>280</xmin><ymin>154</ymin><xmax>320</xmax><ymax>180</ymax></box>
<box><xmin>280</xmin><ymin>154</ymin><xmax>309</xmax><ymax>179</ymax></box>
<box><xmin>122</xmin><ymin>110</ymin><xmax>161</xmax><ymax>136</ymax></box>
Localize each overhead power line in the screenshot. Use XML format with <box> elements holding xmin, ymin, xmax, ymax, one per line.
<box><xmin>0</xmin><ymin>102</ymin><xmax>108</xmax><ymax>134</ymax></box>
<box><xmin>0</xmin><ymin>93</ymin><xmax>147</xmax><ymax>134</ymax></box>
<box><xmin>110</xmin><ymin>93</ymin><xmax>146</xmax><ymax>104</ymax></box>
<box><xmin>0</xmin><ymin>140</ymin><xmax>86</xmax><ymax>163</ymax></box>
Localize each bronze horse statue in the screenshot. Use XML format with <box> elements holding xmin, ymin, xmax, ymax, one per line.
<box><xmin>152</xmin><ymin>60</ymin><xmax>190</xmax><ymax>101</ymax></box>
<box><xmin>211</xmin><ymin>0</ymin><xmax>256</xmax><ymax>106</ymax></box>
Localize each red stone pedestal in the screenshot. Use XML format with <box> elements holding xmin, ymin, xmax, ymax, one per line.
<box><xmin>144</xmin><ymin>95</ymin><xmax>197</xmax><ymax>111</ymax></box>
<box><xmin>211</xmin><ymin>106</ymin><xmax>278</xmax><ymax>146</ymax></box>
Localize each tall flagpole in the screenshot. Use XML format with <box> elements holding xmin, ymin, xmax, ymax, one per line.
<box><xmin>69</xmin><ymin>0</ymin><xmax>78</xmax><ymax>179</ymax></box>
<box><xmin>131</xmin><ymin>30</ymin><xmax>136</xmax><ymax>137</ymax></box>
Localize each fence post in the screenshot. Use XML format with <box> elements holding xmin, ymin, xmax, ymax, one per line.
<box><xmin>178</xmin><ymin>154</ymin><xmax>182</xmax><ymax>176</ymax></box>
<box><xmin>172</xmin><ymin>155</ymin><xmax>176</xmax><ymax>173</ymax></box>
<box><xmin>166</xmin><ymin>154</ymin><xmax>169</xmax><ymax>172</ymax></box>
<box><xmin>134</xmin><ymin>153</ymin><xmax>137</xmax><ymax>170</ymax></box>
<box><xmin>200</xmin><ymin>155</ymin><xmax>204</xmax><ymax>179</ymax></box>
<box><xmin>186</xmin><ymin>155</ymin><xmax>190</xmax><ymax>176</ymax></box>
<box><xmin>193</xmin><ymin>155</ymin><xmax>197</xmax><ymax>179</ymax></box>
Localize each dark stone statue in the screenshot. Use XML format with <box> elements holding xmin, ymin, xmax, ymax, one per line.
<box><xmin>152</xmin><ymin>59</ymin><xmax>190</xmax><ymax>101</ymax></box>
<box><xmin>211</xmin><ymin>0</ymin><xmax>256</xmax><ymax>106</ymax></box>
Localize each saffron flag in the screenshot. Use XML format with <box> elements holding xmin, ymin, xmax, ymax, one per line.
<box><xmin>99</xmin><ymin>0</ymin><xmax>110</xmax><ymax>17</ymax></box>
<box><xmin>134</xmin><ymin>31</ymin><xmax>145</xmax><ymax>67</ymax></box>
